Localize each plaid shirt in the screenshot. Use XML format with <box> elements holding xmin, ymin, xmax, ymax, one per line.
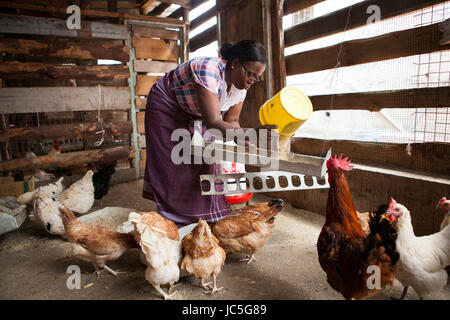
<box><xmin>170</xmin><ymin>57</ymin><xmax>246</xmax><ymax>116</ymax></box>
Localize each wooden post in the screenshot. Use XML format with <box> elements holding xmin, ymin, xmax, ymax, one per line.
<box><xmin>182</xmin><ymin>7</ymin><xmax>190</xmax><ymax>62</ymax></box>
<box><xmin>271</xmin><ymin>0</ymin><xmax>286</xmax><ymax>95</ymax></box>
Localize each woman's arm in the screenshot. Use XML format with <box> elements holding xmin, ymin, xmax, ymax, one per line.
<box><xmin>222</xmin><ymin>101</ymin><xmax>243</xmax><ymax>128</ymax></box>
<box><xmin>195</xmin><ymin>83</ymin><xmax>241</xmax><ymax>136</ymax></box>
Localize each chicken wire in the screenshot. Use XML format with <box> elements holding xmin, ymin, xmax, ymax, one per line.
<box><xmin>285</xmin><ymin>0</ymin><xmax>450</xmax><ymax>146</ymax></box>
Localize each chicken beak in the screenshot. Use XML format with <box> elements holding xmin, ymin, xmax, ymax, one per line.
<box><xmin>385</xmin><ymin>211</ymin><xmax>396</xmax><ymax>222</ymax></box>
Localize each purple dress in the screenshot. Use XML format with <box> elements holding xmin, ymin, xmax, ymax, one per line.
<box><xmin>142</xmin><ymin>71</ymin><xmax>231</xmax><ymax>225</ymax></box>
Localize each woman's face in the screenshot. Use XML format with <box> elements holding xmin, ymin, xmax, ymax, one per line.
<box><xmin>230</xmin><ymin>58</ymin><xmax>266</xmax><ymax>90</ymax></box>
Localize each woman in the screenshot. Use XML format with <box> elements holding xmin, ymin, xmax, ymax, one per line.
<box><xmin>143</xmin><ymin>40</ymin><xmax>267</xmax><ymax>225</ymax></box>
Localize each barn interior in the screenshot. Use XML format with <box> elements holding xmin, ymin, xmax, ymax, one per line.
<box><xmin>0</xmin><ymin>0</ymin><xmax>449</xmax><ymax>301</ymax></box>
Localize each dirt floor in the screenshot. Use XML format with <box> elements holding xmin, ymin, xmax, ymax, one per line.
<box><xmin>0</xmin><ymin>179</ymin><xmax>449</xmax><ymax>300</ymax></box>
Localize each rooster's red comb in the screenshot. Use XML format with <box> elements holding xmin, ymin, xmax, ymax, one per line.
<box><xmin>326</xmin><ymin>154</ymin><xmax>353</xmax><ymax>171</ymax></box>
<box><xmin>438</xmin><ymin>197</ymin><xmax>447</xmax><ymax>205</ymax></box>
<box><xmin>388</xmin><ymin>197</ymin><xmax>397</xmax><ymax>211</ymax></box>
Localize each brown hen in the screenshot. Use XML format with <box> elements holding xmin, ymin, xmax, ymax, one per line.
<box><xmin>212</xmin><ymin>198</ymin><xmax>286</xmax><ymax>264</ymax></box>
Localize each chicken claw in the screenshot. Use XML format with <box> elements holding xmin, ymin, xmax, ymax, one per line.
<box><xmin>204</xmin><ymin>275</ymin><xmax>223</xmax><ymax>294</ymax></box>
<box><xmin>103</xmin><ymin>265</ymin><xmax>125</xmax><ymax>277</ymax></box>
<box><xmin>153</xmin><ymin>284</ymin><xmax>177</xmax><ymax>300</ymax></box>
<box><xmin>240</xmin><ymin>254</ymin><xmax>256</xmax><ymax>264</ymax></box>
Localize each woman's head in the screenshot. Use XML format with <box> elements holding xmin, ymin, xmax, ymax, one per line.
<box><xmin>220</xmin><ymin>40</ymin><xmax>267</xmax><ymax>90</ymax></box>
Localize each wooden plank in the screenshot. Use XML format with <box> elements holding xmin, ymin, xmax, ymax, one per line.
<box><xmin>270</xmin><ymin>0</ymin><xmax>286</xmax><ymax>95</ymax></box>
<box><xmin>0</xmin><ymin>121</ymin><xmax>133</xmax><ymax>143</ymax></box>
<box><xmin>284</xmin><ymin>0</ymin><xmax>448</xmax><ymax>47</ymax></box>
<box><xmin>160</xmin><ymin>0</ymin><xmax>192</xmax><ymax>8</ymax></box>
<box><xmin>440</xmin><ymin>18</ymin><xmax>450</xmax><ymax>45</ymax></box>
<box><xmin>136</xmin><ymin>75</ymin><xmax>160</xmax><ymax>95</ymax></box>
<box><xmin>140</xmin><ymin>0</ymin><xmax>159</xmax><ymax>15</ymax></box>
<box><xmin>0</xmin><ymin>38</ymin><xmax>129</xmax><ymax>62</ymax></box>
<box><xmin>168</xmin><ymin>0</ymin><xmax>207</xmax><ymax>18</ymax></box>
<box><xmin>131</xmin><ymin>24</ymin><xmax>179</xmax><ymax>40</ymax></box>
<box><xmin>270</xmin><ymin>165</ymin><xmax>450</xmax><ymax>236</ymax></box>
<box><xmin>132</xmin><ymin>37</ymin><xmax>178</xmax><ymax>61</ymax></box>
<box><xmin>137</xmin><ymin>111</ymin><xmax>146</xmax><ymax>134</ymax></box>
<box><xmin>189</xmin><ymin>25</ymin><xmax>217</xmax><ymax>52</ymax></box>
<box><xmin>309</xmin><ymin>87</ymin><xmax>450</xmax><ymax>111</ymax></box>
<box><xmin>0</xmin><ymin>146</ymin><xmax>135</xmax><ymax>172</ymax></box>
<box><xmin>190</xmin><ymin>5</ymin><xmax>216</xmax><ymax>30</ymax></box>
<box><xmin>88</xmin><ymin>1</ymin><xmax>141</xmax><ymax>9</ymax></box>
<box><xmin>0</xmin><ymin>61</ymin><xmax>129</xmax><ymax>80</ymax></box>
<box><xmin>291</xmin><ymin>137</ymin><xmax>450</xmax><ymax>178</ymax></box>
<box><xmin>0</xmin><ymin>1</ymin><xmax>186</xmax><ymax>26</ymax></box>
<box><xmin>133</xmin><ymin>60</ymin><xmax>177</xmax><ymax>73</ymax></box>
<box><xmin>286</xmin><ymin>22</ymin><xmax>449</xmax><ymax>75</ymax></box>
<box><xmin>136</xmin><ymin>97</ymin><xmax>148</xmax><ymax>110</ymax></box>
<box><xmin>0</xmin><ymin>13</ymin><xmax>128</xmax><ymax>39</ymax></box>
<box><xmin>283</xmin><ymin>0</ymin><xmax>324</xmax><ymax>15</ymax></box>
<box><xmin>0</xmin><ymin>87</ymin><xmax>131</xmax><ymax>114</ymax></box>
<box><xmin>138</xmin><ymin>134</ymin><xmax>146</xmax><ymax>149</ymax></box>
<box><xmin>148</xmin><ymin>2</ymin><xmax>171</xmax><ymax>16</ymax></box>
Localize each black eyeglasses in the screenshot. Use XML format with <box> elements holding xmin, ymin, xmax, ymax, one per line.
<box><xmin>241</xmin><ymin>62</ymin><xmax>262</xmax><ymax>82</ymax></box>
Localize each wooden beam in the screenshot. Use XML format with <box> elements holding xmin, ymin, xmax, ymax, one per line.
<box><xmin>136</xmin><ymin>97</ymin><xmax>148</xmax><ymax>109</ymax></box>
<box><xmin>0</xmin><ymin>121</ymin><xmax>133</xmax><ymax>143</ymax></box>
<box><xmin>0</xmin><ymin>62</ymin><xmax>129</xmax><ymax>80</ymax></box>
<box><xmin>0</xmin><ymin>1</ymin><xmax>186</xmax><ymax>26</ymax></box>
<box><xmin>284</xmin><ymin>0</ymin><xmax>448</xmax><ymax>47</ymax></box>
<box><xmin>107</xmin><ymin>0</ymin><xmax>118</xmax><ymax>12</ymax></box>
<box><xmin>148</xmin><ymin>2</ymin><xmax>171</xmax><ymax>16</ymax></box>
<box><xmin>137</xmin><ymin>111</ymin><xmax>145</xmax><ymax>133</ymax></box>
<box><xmin>0</xmin><ymin>87</ymin><xmax>131</xmax><ymax>114</ymax></box>
<box><xmin>88</xmin><ymin>1</ymin><xmax>141</xmax><ymax>9</ymax></box>
<box><xmin>132</xmin><ymin>37</ymin><xmax>178</xmax><ymax>61</ymax></box>
<box><xmin>0</xmin><ymin>38</ymin><xmax>129</xmax><ymax>62</ymax></box>
<box><xmin>133</xmin><ymin>60</ymin><xmax>177</xmax><ymax>73</ymax></box>
<box><xmin>309</xmin><ymin>87</ymin><xmax>450</xmax><ymax>111</ymax></box>
<box><xmin>440</xmin><ymin>18</ymin><xmax>450</xmax><ymax>45</ymax></box>
<box><xmin>190</xmin><ymin>5</ymin><xmax>216</xmax><ymax>30</ymax></box>
<box><xmin>140</xmin><ymin>0</ymin><xmax>158</xmax><ymax>15</ymax></box>
<box><xmin>291</xmin><ymin>137</ymin><xmax>450</xmax><ymax>178</ymax></box>
<box><xmin>131</xmin><ymin>24</ymin><xmax>179</xmax><ymax>40</ymax></box>
<box><xmin>136</xmin><ymin>75</ymin><xmax>161</xmax><ymax>95</ymax></box>
<box><xmin>160</xmin><ymin>0</ymin><xmax>192</xmax><ymax>8</ymax></box>
<box><xmin>0</xmin><ymin>13</ymin><xmax>128</xmax><ymax>39</ymax></box>
<box><xmin>0</xmin><ymin>146</ymin><xmax>135</xmax><ymax>172</ymax></box>
<box><xmin>283</xmin><ymin>0</ymin><xmax>324</xmax><ymax>16</ymax></box>
<box><xmin>286</xmin><ymin>22</ymin><xmax>450</xmax><ymax>75</ymax></box>
<box><xmin>270</xmin><ymin>0</ymin><xmax>286</xmax><ymax>95</ymax></box>
<box><xmin>168</xmin><ymin>0</ymin><xmax>207</xmax><ymax>18</ymax></box>
<box><xmin>189</xmin><ymin>25</ymin><xmax>217</xmax><ymax>52</ymax></box>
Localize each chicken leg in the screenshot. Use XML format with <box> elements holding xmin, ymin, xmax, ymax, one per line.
<box><xmin>103</xmin><ymin>265</ymin><xmax>125</xmax><ymax>277</ymax></box>
<box><xmin>153</xmin><ymin>284</ymin><xmax>176</xmax><ymax>300</ymax></box>
<box><xmin>240</xmin><ymin>254</ymin><xmax>256</xmax><ymax>264</ymax></box>
<box><xmin>391</xmin><ymin>286</ymin><xmax>409</xmax><ymax>300</ymax></box>
<box><xmin>204</xmin><ymin>275</ymin><xmax>223</xmax><ymax>294</ymax></box>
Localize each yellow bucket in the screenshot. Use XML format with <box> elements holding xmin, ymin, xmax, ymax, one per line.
<box><xmin>259</xmin><ymin>87</ymin><xmax>313</xmax><ymax>137</ymax></box>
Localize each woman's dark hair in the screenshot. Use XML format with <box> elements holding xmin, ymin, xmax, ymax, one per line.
<box><xmin>219</xmin><ymin>40</ymin><xmax>267</xmax><ymax>63</ymax></box>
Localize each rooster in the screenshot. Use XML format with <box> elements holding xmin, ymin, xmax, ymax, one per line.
<box><xmin>386</xmin><ymin>198</ymin><xmax>450</xmax><ymax>299</ymax></box>
<box><xmin>92</xmin><ymin>164</ymin><xmax>116</xmax><ymax>208</ymax></box>
<box><xmin>212</xmin><ymin>198</ymin><xmax>286</xmax><ymax>264</ymax></box>
<box><xmin>48</xmin><ymin>140</ymin><xmax>62</xmax><ymax>156</ymax></box>
<box><xmin>437</xmin><ymin>197</ymin><xmax>450</xmax><ymax>230</ymax></box>
<box><xmin>317</xmin><ymin>154</ymin><xmax>399</xmax><ymax>300</ymax></box>
<box><xmin>58</xmin><ymin>205</ymin><xmax>138</xmax><ymax>277</ymax></box>
<box><xmin>181</xmin><ymin>219</ymin><xmax>226</xmax><ymax>294</ymax></box>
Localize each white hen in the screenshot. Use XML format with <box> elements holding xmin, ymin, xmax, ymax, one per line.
<box><xmin>17</xmin><ymin>177</ymin><xmax>64</xmax><ymax>205</ymax></box>
<box><xmin>437</xmin><ymin>197</ymin><xmax>450</xmax><ymax>230</ymax></box>
<box><xmin>386</xmin><ymin>198</ymin><xmax>450</xmax><ymax>299</ymax></box>
<box><xmin>129</xmin><ymin>214</ymin><xmax>182</xmax><ymax>300</ymax></box>
<box><xmin>58</xmin><ymin>170</ymin><xmax>94</xmax><ymax>215</ymax></box>
<box><xmin>34</xmin><ymin>191</ymin><xmax>65</xmax><ymax>236</ymax></box>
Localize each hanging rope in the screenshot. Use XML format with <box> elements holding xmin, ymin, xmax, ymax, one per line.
<box><xmin>93</xmin><ymin>84</ymin><xmax>105</xmax><ymax>147</ymax></box>
<box><xmin>320</xmin><ymin>5</ymin><xmax>353</xmax><ymax>158</ymax></box>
